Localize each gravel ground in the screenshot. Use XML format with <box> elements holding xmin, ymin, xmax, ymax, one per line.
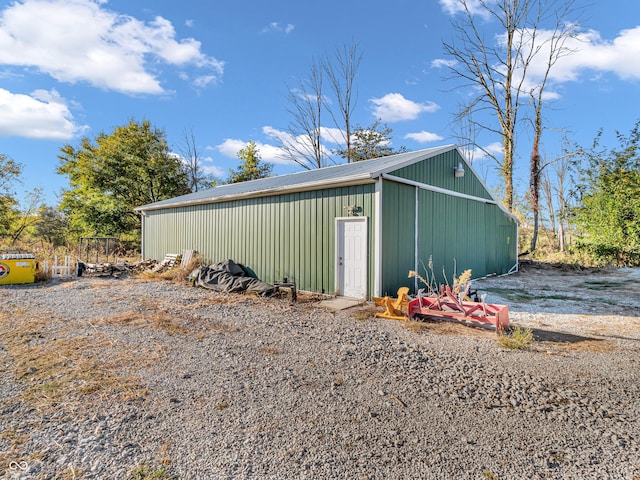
<box><xmin>1</xmin><ymin>265</ymin><xmax>639</xmax><ymax>480</ymax></box>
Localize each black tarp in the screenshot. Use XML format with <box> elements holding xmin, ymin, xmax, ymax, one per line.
<box><xmin>189</xmin><ymin>259</ymin><xmax>278</xmax><ymax>296</ymax></box>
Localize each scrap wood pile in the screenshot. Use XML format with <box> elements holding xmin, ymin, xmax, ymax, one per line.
<box><xmin>78</xmin><ymin>251</ymin><xmax>197</xmax><ymax>278</ymax></box>
<box><xmin>78</xmin><ymin>259</ymin><xmax>157</xmax><ymax>277</ymax></box>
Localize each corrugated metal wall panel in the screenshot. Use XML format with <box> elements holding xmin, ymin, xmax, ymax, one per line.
<box><xmin>390</xmin><ymin>150</ymin><xmax>493</xmax><ymax>201</ymax></box>
<box><xmin>141</xmin><ymin>184</ymin><xmax>376</xmax><ymax>295</ymax></box>
<box><xmin>415</xmin><ymin>190</ymin><xmax>493</xmax><ymax>286</ymax></box>
<box><xmin>379</xmin><ymin>151</ymin><xmax>518</xmax><ymax>295</ymax></box>
<box><xmin>380</xmin><ymin>181</ymin><xmax>415</xmax><ymax>296</ymax></box>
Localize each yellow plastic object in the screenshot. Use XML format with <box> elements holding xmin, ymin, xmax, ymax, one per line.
<box><xmin>373</xmin><ymin>287</ymin><xmax>410</xmax><ymax>321</ymax></box>
<box><xmin>0</xmin><ymin>253</ymin><xmax>38</xmax><ymax>285</ymax></box>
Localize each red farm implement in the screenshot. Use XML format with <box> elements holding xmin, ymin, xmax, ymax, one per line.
<box><xmin>407</xmin><ymin>285</ymin><xmax>510</xmax><ymax>333</ymax></box>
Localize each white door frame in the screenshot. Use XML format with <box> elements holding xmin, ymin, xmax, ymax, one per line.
<box><xmin>335</xmin><ymin>216</ymin><xmax>368</xmax><ymax>298</ymax></box>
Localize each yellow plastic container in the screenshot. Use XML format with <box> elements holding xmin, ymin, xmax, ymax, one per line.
<box><xmin>0</xmin><ymin>253</ymin><xmax>38</xmax><ymax>285</ymax></box>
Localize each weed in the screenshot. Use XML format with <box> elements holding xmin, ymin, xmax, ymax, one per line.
<box><xmin>128</xmin><ymin>465</ymin><xmax>176</xmax><ymax>480</ymax></box>
<box><xmin>406</xmin><ymin>321</ymin><xmax>429</xmax><ymax>333</ymax></box>
<box><xmin>498</xmin><ymin>326</ymin><xmax>534</xmax><ymax>350</ymax></box>
<box><xmin>352</xmin><ymin>306</ymin><xmax>378</xmax><ymax>321</ymax></box>
<box><xmin>215</xmin><ymin>400</ymin><xmax>230</xmax><ymax>411</ymax></box>
<box><xmin>156</xmin><ymin>441</ymin><xmax>172</xmax><ymax>466</ymax></box>
<box><xmin>483</xmin><ymin>470</ymin><xmax>500</xmax><ymax>480</ymax></box>
<box><xmin>61</xmin><ymin>465</ymin><xmax>82</xmax><ymax>479</ymax></box>
<box><xmin>354</xmin><ymin>311</ymin><xmax>369</xmax><ymax>321</ymax></box>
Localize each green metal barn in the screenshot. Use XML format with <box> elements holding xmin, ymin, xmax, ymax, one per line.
<box><xmin>136</xmin><ymin>145</ymin><xmax>518</xmax><ymax>299</ymax></box>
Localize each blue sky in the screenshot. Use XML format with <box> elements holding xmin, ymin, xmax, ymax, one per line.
<box><xmin>1</xmin><ymin>0</ymin><xmax>639</xmax><ymax>206</ymax></box>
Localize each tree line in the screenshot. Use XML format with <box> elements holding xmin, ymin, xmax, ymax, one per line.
<box><xmin>2</xmin><ymin>0</ymin><xmax>639</xmax><ymax>266</ymax></box>
<box><xmin>2</xmin><ymin>116</ymin><xmax>639</xmax><ymax>266</ymax></box>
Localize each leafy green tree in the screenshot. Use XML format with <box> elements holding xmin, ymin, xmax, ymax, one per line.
<box><xmin>573</xmin><ymin>121</ymin><xmax>640</xmax><ymax>266</ymax></box>
<box><xmin>9</xmin><ymin>188</ymin><xmax>45</xmax><ymax>245</ymax></box>
<box><xmin>227</xmin><ymin>141</ymin><xmax>273</xmax><ymax>184</ymax></box>
<box><xmin>334</xmin><ymin>120</ymin><xmax>406</xmax><ymax>162</ymax></box>
<box><xmin>36</xmin><ymin>207</ymin><xmax>69</xmax><ymax>247</ymax></box>
<box><xmin>0</xmin><ymin>154</ymin><xmax>22</xmax><ymax>236</ymax></box>
<box><xmin>58</xmin><ymin>119</ymin><xmax>190</xmax><ymax>239</ymax></box>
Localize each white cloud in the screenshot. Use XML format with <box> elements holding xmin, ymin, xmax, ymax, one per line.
<box><xmin>262</xmin><ymin>125</ymin><xmax>345</xmax><ymax>162</ymax></box>
<box><xmin>431</xmin><ymin>58</ymin><xmax>457</xmax><ymax>69</ymax></box>
<box><xmin>485</xmin><ymin>25</ymin><xmax>640</xmax><ymax>101</ymax></box>
<box><xmin>261</xmin><ymin>22</ymin><xmax>295</xmax><ymax>34</ymax></box>
<box><xmin>0</xmin><ymin>88</ymin><xmax>85</xmax><ymax>139</ymax></box>
<box><xmin>192</xmin><ymin>75</ymin><xmax>217</xmax><ymax>89</ymax></box>
<box><xmin>216</xmin><ymin>138</ymin><xmax>247</xmax><ymax>157</ymax></box>
<box><xmin>171</xmin><ymin>150</ymin><xmax>226</xmax><ymax>179</ymax></box>
<box><xmin>0</xmin><ymin>0</ymin><xmax>224</xmax><ymax>95</ymax></box>
<box><xmin>469</xmin><ymin>141</ymin><xmax>504</xmax><ymax>162</ymax></box>
<box><xmin>200</xmin><ymin>157</ymin><xmax>225</xmax><ymax>178</ymax></box>
<box><xmin>216</xmin><ymin>136</ymin><xmax>292</xmax><ymax>166</ymax></box>
<box><xmin>404</xmin><ymin>131</ymin><xmax>444</xmax><ymax>143</ymax></box>
<box><xmin>439</xmin><ymin>0</ymin><xmax>490</xmax><ymax>18</ymax></box>
<box><xmin>369</xmin><ymin>93</ymin><xmax>439</xmax><ymax>122</ymax></box>
<box><xmin>550</xmin><ymin>26</ymin><xmax>640</xmax><ymax>82</ymax></box>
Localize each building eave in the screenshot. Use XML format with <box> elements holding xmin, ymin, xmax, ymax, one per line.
<box><xmin>135</xmin><ymin>174</ymin><xmax>377</xmax><ymax>212</ymax></box>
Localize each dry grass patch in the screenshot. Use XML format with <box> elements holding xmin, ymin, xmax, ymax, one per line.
<box><xmin>202</xmin><ymin>322</ymin><xmax>240</xmax><ymax>333</ymax></box>
<box><xmin>184</xmin><ymin>294</ymin><xmax>249</xmax><ymax>308</ymax></box>
<box><xmin>0</xmin><ymin>312</ymin><xmax>148</xmax><ymax>414</ymax></box>
<box><xmin>406</xmin><ymin>320</ymin><xmax>429</xmax><ymax>333</ymax></box>
<box><xmin>260</xmin><ymin>346</ymin><xmax>282</xmax><ymax>355</ymax></box>
<box><xmin>102</xmin><ymin>309</ymin><xmax>190</xmax><ymax>336</ymax></box>
<box><xmin>351</xmin><ymin>305</ymin><xmax>379</xmax><ymax>321</ymax></box>
<box><xmin>135</xmin><ymin>254</ymin><xmax>204</xmax><ymax>284</ymax></box>
<box><xmin>0</xmin><ymin>310</ymin><xmax>156</xmax><ymax>466</ymax></box>
<box><xmin>405</xmin><ymin>318</ymin><xmax>495</xmax><ymax>338</ymax></box>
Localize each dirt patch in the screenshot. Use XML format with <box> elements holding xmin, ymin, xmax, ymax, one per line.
<box><xmin>472</xmin><ymin>262</ymin><xmax>640</xmax><ymax>351</ymax></box>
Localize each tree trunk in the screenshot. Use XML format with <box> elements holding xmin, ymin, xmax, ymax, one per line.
<box><xmin>530</xmin><ymin>150</ymin><xmax>540</xmax><ymax>253</ymax></box>
<box><xmin>529</xmin><ymin>97</ymin><xmax>543</xmax><ymax>253</ymax></box>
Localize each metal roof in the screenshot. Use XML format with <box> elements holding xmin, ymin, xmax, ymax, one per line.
<box><xmin>136</xmin><ymin>145</ymin><xmax>456</xmax><ymax>211</ymax></box>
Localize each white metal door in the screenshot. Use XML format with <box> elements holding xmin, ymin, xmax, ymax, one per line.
<box><xmin>336</xmin><ymin>217</ymin><xmax>368</xmax><ymax>298</ymax></box>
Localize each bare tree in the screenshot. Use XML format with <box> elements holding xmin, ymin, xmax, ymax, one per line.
<box><xmin>452</xmin><ymin>102</ymin><xmax>479</xmax><ymax>166</ymax></box>
<box><xmin>539</xmin><ymin>145</ymin><xmax>576</xmax><ymax>253</ymax></box>
<box><xmin>10</xmin><ymin>188</ymin><xmax>44</xmax><ymax>245</ymax></box>
<box><xmin>323</xmin><ymin>41</ymin><xmax>362</xmax><ymax>163</ymax></box>
<box><xmin>442</xmin><ymin>0</ymin><xmax>577</xmax><ymax>213</ymax></box>
<box><xmin>280</xmin><ymin>42</ymin><xmax>362</xmax><ymax>169</ymax></box>
<box><xmin>280</xmin><ymin>59</ymin><xmax>329</xmax><ymax>169</ymax></box>
<box><xmin>179</xmin><ymin>127</ymin><xmax>210</xmax><ymax>192</ymax></box>
<box><xmin>552</xmin><ymin>151</ymin><xmax>574</xmax><ymax>253</ymax></box>
<box><xmin>527</xmin><ymin>1</ymin><xmax>578</xmax><ymax>252</ymax></box>
<box><xmin>540</xmin><ymin>170</ymin><xmax>556</xmax><ymax>242</ymax></box>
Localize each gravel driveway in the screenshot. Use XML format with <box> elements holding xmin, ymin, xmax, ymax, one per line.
<box><xmin>1</xmin><ymin>265</ymin><xmax>639</xmax><ymax>479</ymax></box>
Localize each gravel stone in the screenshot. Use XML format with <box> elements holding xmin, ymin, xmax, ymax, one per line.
<box><xmin>0</xmin><ymin>268</ymin><xmax>639</xmax><ymax>479</ymax></box>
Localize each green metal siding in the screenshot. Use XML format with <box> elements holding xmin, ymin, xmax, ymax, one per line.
<box><xmin>380</xmin><ymin>152</ymin><xmax>518</xmax><ymax>295</ymax></box>
<box><xmin>390</xmin><ymin>149</ymin><xmax>493</xmax><ymax>201</ymax></box>
<box><xmin>414</xmin><ymin>189</ymin><xmax>516</xmax><ymax>287</ymax></box>
<box><xmin>142</xmin><ymin>184</ymin><xmax>376</xmax><ymax>295</ymax></box>
<box><xmin>380</xmin><ymin>181</ymin><xmax>416</xmax><ymax>296</ymax></box>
